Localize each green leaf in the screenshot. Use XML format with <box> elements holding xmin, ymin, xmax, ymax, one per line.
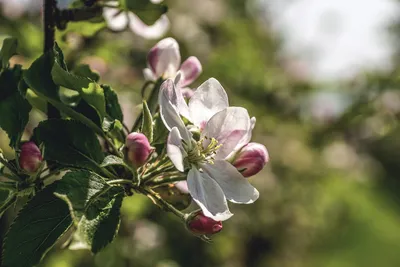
<box><xmin>120</xmin><ymin>0</ymin><xmax>168</xmax><ymax>25</ymax></box>
<box><xmin>152</xmin><ymin>112</ymin><xmax>168</xmax><ymax>145</ymax></box>
<box><xmin>0</xmin><ymin>67</ymin><xmax>32</xmax><ymax>148</ymax></box>
<box><xmin>101</xmin><ymin>155</ymin><xmax>130</xmax><ymax>170</ymax></box>
<box><xmin>0</xmin><ymin>37</ymin><xmax>18</xmax><ymax>70</ymax></box>
<box><xmin>2</xmin><ymin>185</ymin><xmax>72</xmax><ymax>267</ymax></box>
<box><xmin>102</xmin><ymin>118</ymin><xmax>124</xmax><ymax>148</ymax></box>
<box><xmin>77</xmin><ymin>186</ymin><xmax>124</xmax><ymax>253</ymax></box>
<box><xmin>24</xmin><ymin>50</ymin><xmax>59</xmax><ymax>99</ymax></box>
<box><xmin>73</xmin><ymin>64</ymin><xmax>100</xmax><ymax>82</ymax></box>
<box><xmin>102</xmin><ymin>85</ymin><xmax>123</xmax><ymax>122</ymax></box>
<box><xmin>33</xmin><ymin>119</ymin><xmax>104</xmax><ymax>173</ymax></box>
<box><xmin>24</xmin><ymin>52</ymin><xmax>105</xmax><ymax>136</ymax></box>
<box><xmin>52</xmin><ymin>62</ymin><xmax>91</xmax><ymax>90</ymax></box>
<box><xmin>141</xmin><ymin>100</ymin><xmax>153</xmax><ymax>143</ymax></box>
<box><xmin>52</xmin><ymin>63</ymin><xmax>106</xmax><ymax>123</ymax></box>
<box><xmin>82</xmin><ymin>83</ymin><xmax>106</xmax><ymax>121</ymax></box>
<box><xmin>54</xmin><ymin>170</ymin><xmax>110</xmax><ymax>222</ymax></box>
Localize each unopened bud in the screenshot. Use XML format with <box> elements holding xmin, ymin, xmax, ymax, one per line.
<box><xmin>233</xmin><ymin>142</ymin><xmax>269</xmax><ymax>177</ymax></box>
<box><xmin>187</xmin><ymin>211</ymin><xmax>222</xmax><ymax>235</ymax></box>
<box><xmin>19</xmin><ymin>141</ymin><xmax>43</xmax><ymax>173</ymax></box>
<box><xmin>125</xmin><ymin>132</ymin><xmax>152</xmax><ymax>167</ymax></box>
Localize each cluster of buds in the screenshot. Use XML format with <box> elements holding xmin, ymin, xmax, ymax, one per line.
<box><xmin>19</xmin><ymin>141</ymin><xmax>43</xmax><ymax>174</ymax></box>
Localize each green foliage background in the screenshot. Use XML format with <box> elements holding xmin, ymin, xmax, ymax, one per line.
<box><xmin>1</xmin><ymin>0</ymin><xmax>400</xmax><ymax>266</ymax></box>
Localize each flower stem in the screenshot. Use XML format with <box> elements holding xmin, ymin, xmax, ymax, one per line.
<box><xmin>0</xmin><ymin>182</ymin><xmax>17</xmax><ymax>190</ymax></box>
<box><xmin>141</xmin><ymin>187</ymin><xmax>186</xmax><ymax>221</ymax></box>
<box><xmin>146</xmin><ymin>175</ymin><xmax>186</xmax><ymax>187</ymax></box>
<box><xmin>107</xmin><ymin>179</ymin><xmax>136</xmax><ymax>187</ymax></box>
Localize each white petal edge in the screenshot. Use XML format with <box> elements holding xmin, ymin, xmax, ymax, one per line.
<box><xmin>167</xmin><ymin>127</ymin><xmax>185</xmax><ymax>172</ymax></box>
<box><xmin>158</xmin><ymin>79</ymin><xmax>191</xmax><ymax>141</ymax></box>
<box><xmin>188</xmin><ymin>78</ymin><xmax>229</xmax><ymax>128</ymax></box>
<box><xmin>202</xmin><ymin>161</ymin><xmax>259</xmax><ymax>204</ymax></box>
<box><xmin>128</xmin><ymin>13</ymin><xmax>170</xmax><ymax>40</ymax></box>
<box><xmin>103</xmin><ymin>8</ymin><xmax>128</xmax><ymax>31</ymax></box>
<box><xmin>187</xmin><ymin>167</ymin><xmax>233</xmax><ymax>221</ymax></box>
<box><xmin>202</xmin><ymin>107</ymin><xmax>251</xmax><ymax>160</ymax></box>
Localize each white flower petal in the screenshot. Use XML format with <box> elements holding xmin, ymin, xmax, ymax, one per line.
<box><xmin>232</xmin><ymin>116</ymin><xmax>257</xmax><ymax>155</ymax></box>
<box><xmin>159</xmin><ymin>79</ymin><xmax>191</xmax><ymax>141</ymax></box>
<box><xmin>179</xmin><ymin>56</ymin><xmax>202</xmax><ymax>87</ymax></box>
<box><xmin>128</xmin><ymin>13</ymin><xmax>170</xmax><ymax>40</ymax></box>
<box><xmin>202</xmin><ymin>107</ymin><xmax>251</xmax><ymax>159</ymax></box>
<box><xmin>188</xmin><ymin>78</ymin><xmax>228</xmax><ymax>128</ymax></box>
<box><xmin>148</xmin><ymin>37</ymin><xmax>180</xmax><ymax>78</ymax></box>
<box><xmin>150</xmin><ymin>0</ymin><xmax>163</xmax><ymax>3</ymax></box>
<box><xmin>187</xmin><ymin>167</ymin><xmax>233</xmax><ymax>221</ymax></box>
<box><xmin>202</xmin><ymin>161</ymin><xmax>259</xmax><ymax>204</ymax></box>
<box><xmin>143</xmin><ymin>68</ymin><xmax>157</xmax><ymax>81</ymax></box>
<box><xmin>103</xmin><ymin>7</ymin><xmax>128</xmax><ymax>31</ymax></box>
<box><xmin>167</xmin><ymin>127</ymin><xmax>185</xmax><ymax>172</ymax></box>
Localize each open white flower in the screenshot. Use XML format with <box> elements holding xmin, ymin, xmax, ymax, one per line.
<box><xmin>158</xmin><ymin>78</ymin><xmax>259</xmax><ymax>221</ymax></box>
<box><xmin>143</xmin><ymin>38</ymin><xmax>202</xmax><ymax>88</ymax></box>
<box><xmin>103</xmin><ymin>1</ymin><xmax>170</xmax><ymax>40</ymax></box>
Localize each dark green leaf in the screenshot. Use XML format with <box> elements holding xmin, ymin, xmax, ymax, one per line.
<box><xmin>54</xmin><ymin>170</ymin><xmax>110</xmax><ymax>222</ymax></box>
<box><xmin>102</xmin><ymin>85</ymin><xmax>123</xmax><ymax>122</ymax></box>
<box><xmin>73</xmin><ymin>64</ymin><xmax>100</xmax><ymax>82</ymax></box>
<box><xmin>33</xmin><ymin>119</ymin><xmax>104</xmax><ymax>173</ymax></box>
<box><xmin>121</xmin><ymin>0</ymin><xmax>168</xmax><ymax>25</ymax></box>
<box><xmin>0</xmin><ymin>67</ymin><xmax>32</xmax><ymax>147</ymax></box>
<box><xmin>141</xmin><ymin>100</ymin><xmax>153</xmax><ymax>143</ymax></box>
<box><xmin>77</xmin><ymin>186</ymin><xmax>124</xmax><ymax>253</ymax></box>
<box><xmin>2</xmin><ymin>185</ymin><xmax>72</xmax><ymax>267</ymax></box>
<box><xmin>24</xmin><ymin>50</ymin><xmax>59</xmax><ymax>100</ymax></box>
<box><xmin>0</xmin><ymin>37</ymin><xmax>18</xmax><ymax>70</ymax></box>
<box><xmin>52</xmin><ymin>62</ymin><xmax>91</xmax><ymax>90</ymax></box>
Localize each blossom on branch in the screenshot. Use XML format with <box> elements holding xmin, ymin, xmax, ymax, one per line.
<box><xmin>158</xmin><ymin>78</ymin><xmax>260</xmax><ymax>221</ymax></box>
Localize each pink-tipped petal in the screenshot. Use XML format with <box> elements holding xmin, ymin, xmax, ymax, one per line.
<box><xmin>147</xmin><ymin>37</ymin><xmax>180</xmax><ymax>78</ymax></box>
<box><xmin>179</xmin><ymin>56</ymin><xmax>202</xmax><ymax>87</ymax></box>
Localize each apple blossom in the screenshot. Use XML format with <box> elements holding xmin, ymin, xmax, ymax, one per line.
<box><xmin>126</xmin><ymin>132</ymin><xmax>152</xmax><ymax>167</ymax></box>
<box><xmin>232</xmin><ymin>142</ymin><xmax>269</xmax><ymax>177</ymax></box>
<box><xmin>143</xmin><ymin>38</ymin><xmax>202</xmax><ymax>87</ymax></box>
<box><xmin>103</xmin><ymin>1</ymin><xmax>170</xmax><ymax>39</ymax></box>
<box><xmin>158</xmin><ymin>78</ymin><xmax>260</xmax><ymax>221</ymax></box>
<box><xmin>19</xmin><ymin>141</ymin><xmax>43</xmax><ymax>173</ymax></box>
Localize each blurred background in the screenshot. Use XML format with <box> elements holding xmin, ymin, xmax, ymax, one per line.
<box><xmin>1</xmin><ymin>0</ymin><xmax>400</xmax><ymax>266</ymax></box>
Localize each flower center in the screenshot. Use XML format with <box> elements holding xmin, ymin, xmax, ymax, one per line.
<box><xmin>185</xmin><ymin>137</ymin><xmax>222</xmax><ymax>166</ymax></box>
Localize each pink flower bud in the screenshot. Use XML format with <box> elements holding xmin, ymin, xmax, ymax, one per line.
<box><xmin>19</xmin><ymin>141</ymin><xmax>43</xmax><ymax>173</ymax></box>
<box><xmin>188</xmin><ymin>211</ymin><xmax>222</xmax><ymax>235</ymax></box>
<box><xmin>233</xmin><ymin>143</ymin><xmax>269</xmax><ymax>177</ymax></box>
<box><xmin>126</xmin><ymin>132</ymin><xmax>152</xmax><ymax>167</ymax></box>
<box><xmin>148</xmin><ymin>37</ymin><xmax>181</xmax><ymax>78</ymax></box>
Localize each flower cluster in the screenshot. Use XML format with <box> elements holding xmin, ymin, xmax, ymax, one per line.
<box><xmin>145</xmin><ymin>37</ymin><xmax>269</xmax><ymax>222</ymax></box>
